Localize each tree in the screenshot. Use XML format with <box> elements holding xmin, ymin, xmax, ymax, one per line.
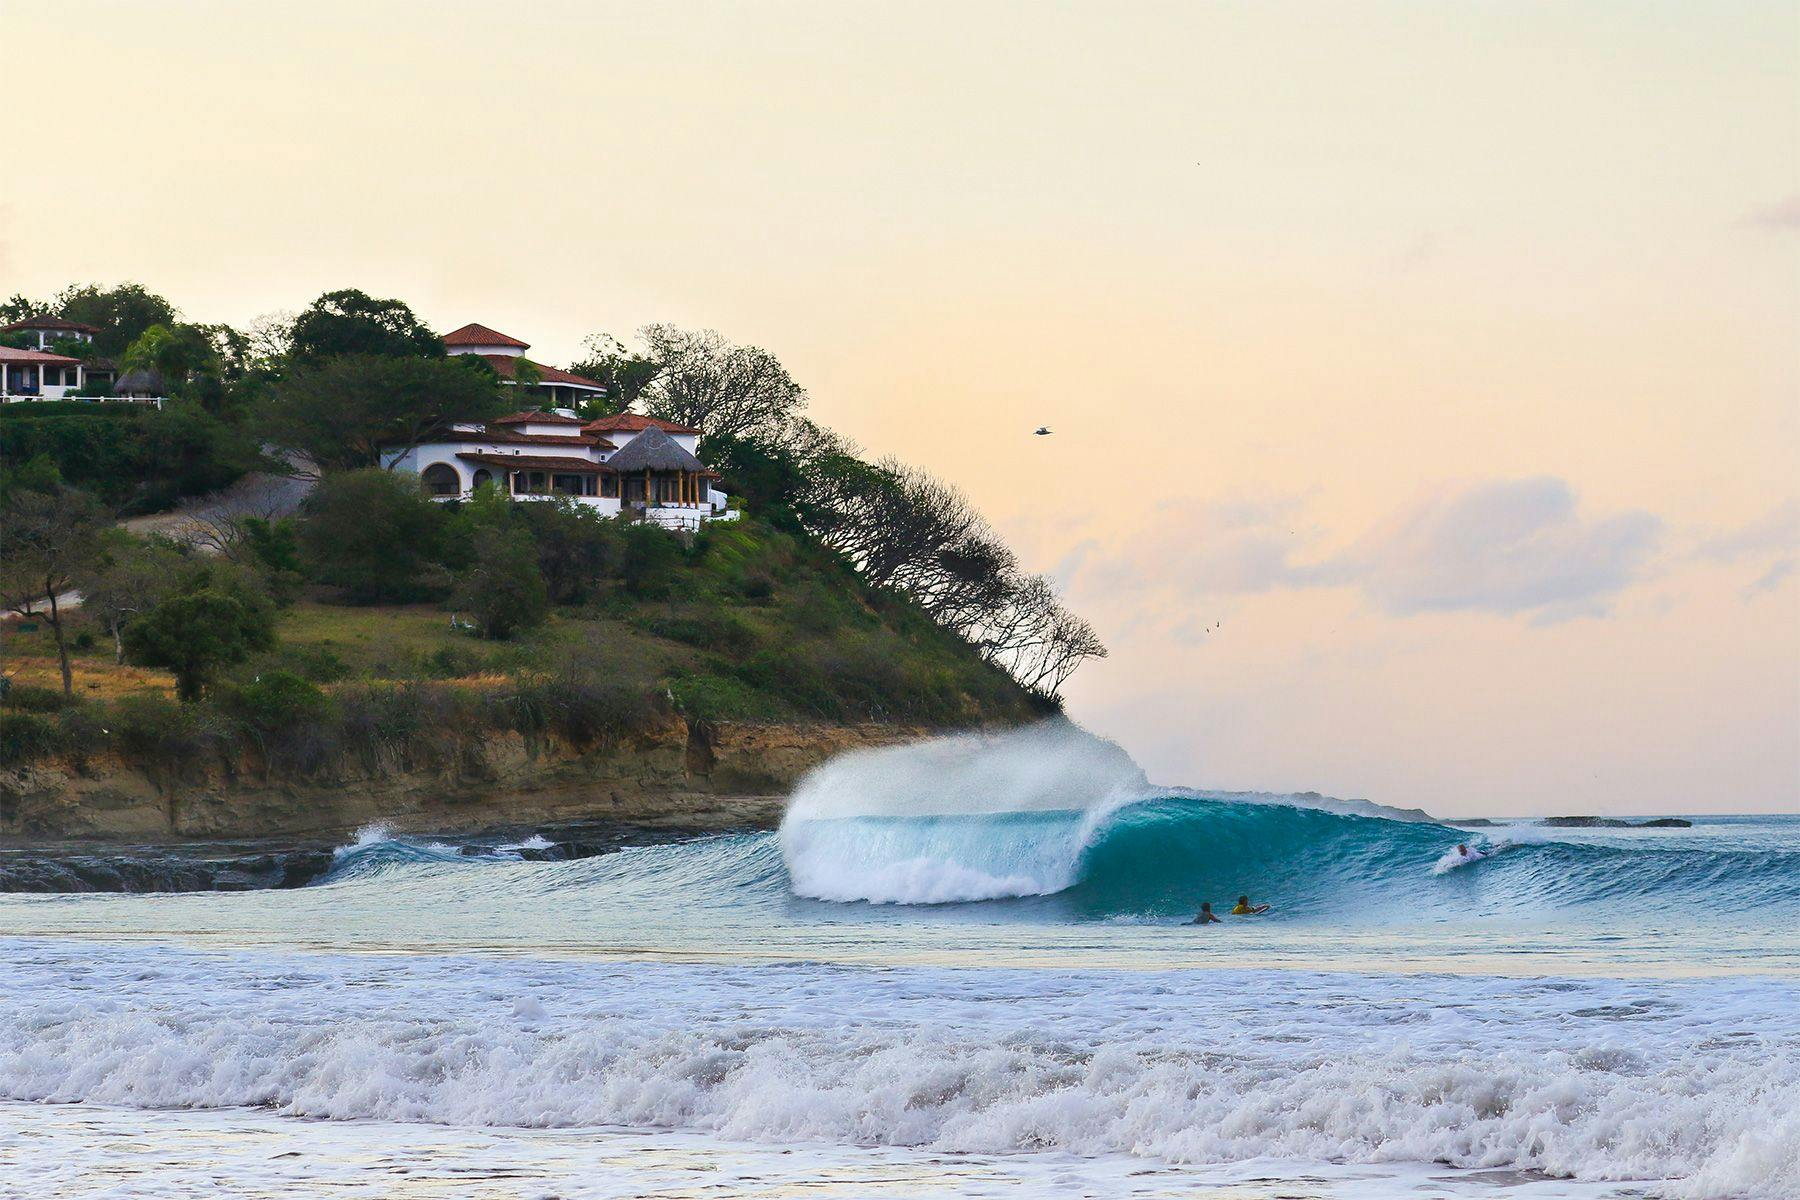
<box><xmin>262</xmin><ymin>354</ymin><xmax>507</xmax><ymax>474</ymax></box>
<box><xmin>124</xmin><ymin>576</ymin><xmax>276</xmax><ymax>702</ymax></box>
<box><xmin>637</xmin><ymin>325</ymin><xmax>807</xmax><ymax>444</ymax></box>
<box><xmin>122</xmin><ymin>323</ymin><xmax>221</xmax><ymax>396</ymax></box>
<box><xmin>0</xmin><ymin>485</ymin><xmax>107</xmax><ymax>695</ymax></box>
<box><xmin>0</xmin><ymin>294</ymin><xmax>49</xmax><ymax>325</ymax></box>
<box><xmin>298</xmin><ymin>469</ymin><xmax>451</xmax><ymax>603</ymax></box>
<box><xmin>568</xmin><ymin>332</ymin><xmax>662</xmax><ymax>415</ymax></box>
<box><xmin>79</xmin><ymin>531</ymin><xmax>189</xmax><ymax>664</ymax></box>
<box><xmin>53</xmin><ymin>283</ymin><xmax>179</xmax><ymax>358</ymax></box>
<box><xmin>451</xmin><ymin>524</ymin><xmax>549</xmax><ymax>639</ymax></box>
<box><xmin>516</xmin><ymin>499</ymin><xmax>623</xmax><ymax>605</ymax></box>
<box><xmin>287</xmin><ymin>289</ymin><xmax>442</xmax><ymax>364</ymax></box>
<box><xmin>619</xmin><ymin>522</ymin><xmax>684</xmax><ymax>597</ymax></box>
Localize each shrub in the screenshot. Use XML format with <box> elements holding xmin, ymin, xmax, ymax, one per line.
<box><xmin>222</xmin><ymin>671</ymin><xmax>339</xmax><ymax>776</ymax></box>
<box><xmin>424</xmin><ymin>645</ymin><xmax>485</xmax><ymax>679</ymax></box>
<box><xmin>516</xmin><ymin>500</ymin><xmax>623</xmax><ymax>605</ymax></box>
<box><xmin>335</xmin><ymin>683</ymin><xmax>474</xmax><ymax>774</ymax></box>
<box><xmin>1</xmin><ymin>684</ymin><xmax>77</xmax><ymax>713</ymax></box>
<box><xmin>451</xmin><ymin>525</ymin><xmax>549</xmax><ymax>639</ymax></box>
<box><xmin>227</xmin><ymin>671</ymin><xmax>334</xmax><ymax>731</ymax></box>
<box><xmin>263</xmin><ymin>643</ymin><xmax>352</xmax><ymax>683</ymax></box>
<box><xmin>493</xmin><ymin>675</ymin><xmax>664</xmax><ymax>749</ymax></box>
<box><xmin>619</xmin><ymin>523</ymin><xmax>684</xmax><ymax>597</ymax></box>
<box><xmin>299</xmin><ymin>469</ymin><xmax>452</xmax><ymax>603</ymax></box>
<box><xmin>107</xmin><ymin>695</ymin><xmax>236</xmax><ymax>775</ymax></box>
<box><xmin>0</xmin><ymin>713</ymin><xmax>62</xmax><ymax>766</ymax></box>
<box><xmin>668</xmin><ymin>672</ymin><xmax>781</xmax><ymax>723</ymax></box>
<box><xmin>643</xmin><ymin>610</ymin><xmax>759</xmax><ymax>656</ymax></box>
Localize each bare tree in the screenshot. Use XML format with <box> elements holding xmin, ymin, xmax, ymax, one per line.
<box><xmin>80</xmin><ymin>532</ymin><xmax>188</xmax><ymax>663</ymax></box>
<box><xmin>637</xmin><ymin>325</ymin><xmax>808</xmax><ymax>444</ymax></box>
<box><xmin>0</xmin><ymin>488</ymin><xmax>107</xmax><ymax>695</ymax></box>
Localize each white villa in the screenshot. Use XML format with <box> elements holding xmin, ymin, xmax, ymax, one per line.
<box><xmin>0</xmin><ymin>315</ymin><xmax>122</xmax><ymax>402</ymax></box>
<box><xmin>380</xmin><ymin>323</ymin><xmax>732</xmax><ymax>530</ymax></box>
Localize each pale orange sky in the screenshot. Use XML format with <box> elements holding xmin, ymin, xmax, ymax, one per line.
<box><xmin>8</xmin><ymin>2</ymin><xmax>1796</xmax><ymax>814</ymax></box>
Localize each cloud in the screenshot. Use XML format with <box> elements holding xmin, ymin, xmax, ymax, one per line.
<box><xmin>1744</xmin><ymin>558</ymin><xmax>1795</xmax><ymax>598</ymax></box>
<box><xmin>1061</xmin><ymin>478</ymin><xmax>1661</xmax><ymax>627</ymax></box>
<box><xmin>1328</xmin><ymin>477</ymin><xmax>1661</xmax><ymax>621</ymax></box>
<box><xmin>1740</xmin><ymin>195</ymin><xmax>1800</xmax><ymax>231</ymax></box>
<box><xmin>1697</xmin><ymin>499</ymin><xmax>1800</xmax><ymax>563</ymax></box>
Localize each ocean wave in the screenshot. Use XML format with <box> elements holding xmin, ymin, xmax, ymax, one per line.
<box><xmin>0</xmin><ymin>943</ymin><xmax>1792</xmax><ymax>1199</ymax></box>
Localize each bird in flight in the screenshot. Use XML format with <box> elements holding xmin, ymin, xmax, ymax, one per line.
<box><xmin>1033</xmin><ymin>426</ymin><xmax>1052</xmax><ymax>436</ymax></box>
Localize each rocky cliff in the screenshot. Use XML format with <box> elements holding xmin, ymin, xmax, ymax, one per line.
<box><xmin>0</xmin><ymin>719</ymin><xmax>929</xmax><ymax>845</ymax></box>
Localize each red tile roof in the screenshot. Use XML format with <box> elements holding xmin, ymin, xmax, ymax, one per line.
<box><xmin>0</xmin><ymin>315</ymin><xmax>100</xmax><ymax>335</ymax></box>
<box><xmin>0</xmin><ymin>346</ymin><xmax>81</xmax><ymax>365</ymax></box>
<box><xmin>582</xmin><ymin>413</ymin><xmax>702</xmax><ymax>435</ymax></box>
<box><xmin>458</xmin><ymin>452</ymin><xmax>613</xmax><ymax>473</ymax></box>
<box><xmin>490</xmin><ymin>410</ymin><xmax>586</xmax><ymax>425</ymax></box>
<box><xmin>479</xmin><ymin>355</ymin><xmax>605</xmax><ymax>391</ymax></box>
<box><xmin>444</xmin><ymin>323</ymin><xmax>529</xmax><ymax>349</ymax></box>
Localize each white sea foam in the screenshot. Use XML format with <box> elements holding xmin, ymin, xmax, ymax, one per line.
<box><xmin>0</xmin><ymin>940</ymin><xmax>1793</xmax><ymax>1199</ymax></box>
<box><xmin>784</xmin><ymin>719</ymin><xmax>1149</xmax><ymax>822</ymax></box>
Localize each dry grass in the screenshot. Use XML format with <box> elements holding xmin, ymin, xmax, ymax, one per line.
<box><xmin>4</xmin><ymin>656</ymin><xmax>176</xmax><ymax>700</ymax></box>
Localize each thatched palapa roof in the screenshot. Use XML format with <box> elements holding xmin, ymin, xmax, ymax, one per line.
<box><xmin>112</xmin><ymin>367</ymin><xmax>166</xmax><ymax>396</ymax></box>
<box><xmin>604</xmin><ymin>425</ymin><xmax>707</xmax><ymax>473</ymax></box>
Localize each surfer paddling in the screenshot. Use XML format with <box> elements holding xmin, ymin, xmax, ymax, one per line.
<box><xmin>1190</xmin><ymin>902</ymin><xmax>1222</xmax><ymax>925</ymax></box>
<box><xmin>1231</xmin><ymin>895</ymin><xmax>1271</xmax><ymax>915</ymax></box>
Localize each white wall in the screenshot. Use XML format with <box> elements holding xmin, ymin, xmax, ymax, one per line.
<box><xmin>447</xmin><ymin>344</ymin><xmax>525</xmax><ymax>358</ymax></box>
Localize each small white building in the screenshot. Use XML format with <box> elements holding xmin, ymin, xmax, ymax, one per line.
<box><xmin>0</xmin><ymin>315</ymin><xmax>122</xmax><ymax>401</ymax></box>
<box><xmin>381</xmin><ymin>410</ymin><xmax>733</xmax><ymax>531</ymax></box>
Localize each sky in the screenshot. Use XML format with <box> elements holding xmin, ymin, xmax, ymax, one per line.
<box><xmin>7</xmin><ymin>2</ymin><xmax>1796</xmax><ymax>815</ymax></box>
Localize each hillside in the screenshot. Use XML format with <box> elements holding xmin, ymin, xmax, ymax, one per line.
<box><xmin>1</xmin><ymin>516</ymin><xmax>1049</xmax><ymax>840</ymax></box>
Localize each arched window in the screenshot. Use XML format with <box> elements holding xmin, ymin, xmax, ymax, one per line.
<box><xmin>420</xmin><ymin>463</ymin><xmax>460</xmax><ymax>496</ymax></box>
<box><xmin>471</xmin><ymin>469</ymin><xmax>493</xmax><ymax>491</ymax></box>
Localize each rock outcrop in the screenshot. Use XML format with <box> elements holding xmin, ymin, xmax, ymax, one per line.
<box><xmin>0</xmin><ymin>719</ymin><xmax>930</xmax><ymax>845</ymax></box>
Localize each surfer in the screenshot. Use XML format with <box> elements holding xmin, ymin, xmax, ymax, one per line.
<box><xmin>1190</xmin><ymin>902</ymin><xmax>1221</xmax><ymax>925</ymax></box>
<box><xmin>1231</xmin><ymin>895</ymin><xmax>1271</xmax><ymax>915</ymax></box>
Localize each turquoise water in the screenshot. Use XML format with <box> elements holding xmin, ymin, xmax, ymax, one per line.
<box><xmin>0</xmin><ymin>726</ymin><xmax>1794</xmax><ymax>1198</ymax></box>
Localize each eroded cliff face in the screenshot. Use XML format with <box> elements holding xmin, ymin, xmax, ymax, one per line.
<box><xmin>0</xmin><ymin>720</ymin><xmax>931</xmax><ymax>845</ymax></box>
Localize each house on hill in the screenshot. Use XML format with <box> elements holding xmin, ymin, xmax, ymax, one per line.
<box><xmin>380</xmin><ymin>408</ymin><xmax>733</xmax><ymax>531</ymax></box>
<box><xmin>442</xmin><ymin>322</ymin><xmax>607</xmax><ymax>411</ymax></box>
<box><xmin>0</xmin><ymin>315</ymin><xmax>122</xmax><ymax>401</ymax></box>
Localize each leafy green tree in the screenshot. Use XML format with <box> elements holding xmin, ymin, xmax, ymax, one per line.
<box><xmin>0</xmin><ymin>294</ymin><xmax>49</xmax><ymax>325</ymax></box>
<box><xmin>515</xmin><ymin>499</ymin><xmax>622</xmax><ymax>605</ymax></box>
<box><xmin>0</xmin><ymin>484</ymin><xmax>107</xmax><ymax>695</ymax></box>
<box><xmin>238</xmin><ymin>517</ymin><xmax>305</xmax><ymax>604</ymax></box>
<box><xmin>262</xmin><ymin>354</ymin><xmax>506</xmax><ymax>473</ymax></box>
<box><xmin>124</xmin><ymin>580</ymin><xmax>277</xmax><ymax>702</ymax></box>
<box><xmin>79</xmin><ymin>531</ymin><xmax>190</xmax><ymax>663</ymax></box>
<box><xmin>452</xmin><ymin>524</ymin><xmax>549</xmax><ymax>639</ymax></box>
<box><xmin>287</xmin><ymin>289</ymin><xmax>442</xmax><ymax>364</ymax></box>
<box><xmin>121</xmin><ymin>323</ymin><xmax>221</xmax><ymax>397</ymax></box>
<box><xmin>620</xmin><ymin>522</ymin><xmax>685</xmax><ymax>598</ymax></box>
<box><xmin>298</xmin><ymin>469</ymin><xmax>451</xmax><ymax>603</ymax></box>
<box><xmin>53</xmin><ymin>283</ymin><xmax>179</xmax><ymax>358</ymax></box>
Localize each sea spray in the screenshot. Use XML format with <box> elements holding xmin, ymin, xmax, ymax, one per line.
<box><xmin>779</xmin><ymin>720</ymin><xmax>1147</xmax><ymax>903</ymax></box>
